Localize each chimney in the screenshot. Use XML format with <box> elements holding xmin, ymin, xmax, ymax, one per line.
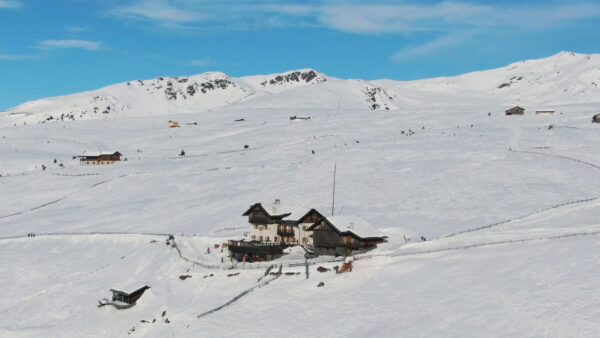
<box><xmin>349</xmin><ymin>222</ymin><xmax>354</xmax><ymax>230</ymax></box>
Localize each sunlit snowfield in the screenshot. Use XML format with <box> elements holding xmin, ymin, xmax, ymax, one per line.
<box><xmin>1</xmin><ymin>52</ymin><xmax>600</xmax><ymax>337</ymax></box>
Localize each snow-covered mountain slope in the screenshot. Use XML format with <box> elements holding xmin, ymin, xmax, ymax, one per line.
<box><xmin>0</xmin><ymin>69</ymin><xmax>334</xmax><ymax>125</ymax></box>
<box><xmin>1</xmin><ymin>52</ymin><xmax>600</xmax><ymax>337</ymax></box>
<box><xmin>2</xmin><ymin>72</ymin><xmax>252</xmax><ymax>124</ymax></box>
<box><xmin>238</xmin><ymin>68</ymin><xmax>327</xmax><ymax>93</ymax></box>
<box><xmin>5</xmin><ymin>51</ymin><xmax>600</xmax><ymax>127</ymax></box>
<box><xmin>375</xmin><ymin>51</ymin><xmax>600</xmax><ymax>109</ymax></box>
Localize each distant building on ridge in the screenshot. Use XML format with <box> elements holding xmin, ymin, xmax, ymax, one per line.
<box><xmin>78</xmin><ymin>151</ymin><xmax>122</xmax><ymax>165</ymax></box>
<box><xmin>505</xmin><ymin>106</ymin><xmax>525</xmax><ymax>115</ymax></box>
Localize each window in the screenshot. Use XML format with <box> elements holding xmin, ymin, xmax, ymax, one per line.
<box><xmin>274</xmin><ymin>236</ymin><xmax>279</xmax><ymax>242</ymax></box>
<box><xmin>302</xmin><ymin>237</ymin><xmax>307</xmax><ymax>244</ymax></box>
<box><xmin>266</xmin><ymin>236</ymin><xmax>270</xmax><ymax>242</ymax></box>
<box><xmin>302</xmin><ymin>225</ymin><xmax>307</xmax><ymax>231</ymax></box>
<box><xmin>259</xmin><ymin>236</ymin><xmax>263</xmax><ymax>242</ymax></box>
<box><xmin>251</xmin><ymin>235</ymin><xmax>256</xmax><ymax>240</ymax></box>
<box><xmin>254</xmin><ymin>225</ymin><xmax>258</xmax><ymax>229</ymax></box>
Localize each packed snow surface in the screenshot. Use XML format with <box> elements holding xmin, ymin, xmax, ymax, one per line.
<box><xmin>1</xmin><ymin>51</ymin><xmax>600</xmax><ymax>337</ymax></box>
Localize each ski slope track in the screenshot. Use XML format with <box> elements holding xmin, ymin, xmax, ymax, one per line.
<box><xmin>1</xmin><ymin>51</ymin><xmax>600</xmax><ymax>337</ymax></box>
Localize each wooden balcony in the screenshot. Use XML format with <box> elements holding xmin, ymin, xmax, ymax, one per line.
<box><xmin>228</xmin><ymin>240</ymin><xmax>285</xmax><ymax>255</ymax></box>
<box><xmin>277</xmin><ymin>229</ymin><xmax>295</xmax><ymax>237</ymax></box>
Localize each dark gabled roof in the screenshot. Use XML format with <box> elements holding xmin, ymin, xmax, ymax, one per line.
<box><xmin>241</xmin><ymin>202</ymin><xmax>292</xmax><ymax>219</ymax></box>
<box><xmin>505</xmin><ymin>106</ymin><xmax>525</xmax><ymax>112</ymax></box>
<box><xmin>296</xmin><ymin>208</ymin><xmax>327</xmax><ymax>224</ymax></box>
<box><xmin>110</xmin><ymin>285</ymin><xmax>150</xmax><ymax>304</ymax></box>
<box><xmin>307</xmin><ymin>216</ymin><xmax>387</xmax><ymax>241</ymax></box>
<box><xmin>242</xmin><ymin>203</ymin><xmax>267</xmax><ymax>216</ymax></box>
<box><xmin>109</xmin><ymin>285</ymin><xmax>150</xmax><ymax>297</ymax></box>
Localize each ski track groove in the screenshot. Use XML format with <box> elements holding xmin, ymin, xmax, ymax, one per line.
<box><xmin>196</xmin><ymin>272</ymin><xmax>282</xmax><ymax>319</ymax></box>
<box><xmin>510</xmin><ymin>149</ymin><xmax>600</xmax><ymax>171</ymax></box>
<box><xmin>0</xmin><ymin>172</ymin><xmax>144</xmax><ymax>221</ymax></box>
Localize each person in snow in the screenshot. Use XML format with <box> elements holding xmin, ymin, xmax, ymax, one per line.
<box><xmin>206</xmin><ymin>247</ymin><xmax>211</xmax><ymax>254</ymax></box>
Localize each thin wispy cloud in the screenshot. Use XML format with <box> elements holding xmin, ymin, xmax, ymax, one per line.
<box><xmin>183</xmin><ymin>57</ymin><xmax>214</xmax><ymax>67</ymax></box>
<box><xmin>105</xmin><ymin>1</ymin><xmax>600</xmax><ymax>32</ymax></box>
<box><xmin>391</xmin><ymin>32</ymin><xmax>473</xmax><ymax>62</ymax></box>
<box><xmin>66</xmin><ymin>26</ymin><xmax>87</xmax><ymax>34</ymax></box>
<box><xmin>0</xmin><ymin>0</ymin><xmax>21</xmax><ymax>9</ymax></box>
<box><xmin>36</xmin><ymin>40</ymin><xmax>103</xmax><ymax>51</ymax></box>
<box><xmin>103</xmin><ymin>1</ymin><xmax>600</xmax><ymax>60</ymax></box>
<box><xmin>107</xmin><ymin>0</ymin><xmax>202</xmax><ymax>23</ymax></box>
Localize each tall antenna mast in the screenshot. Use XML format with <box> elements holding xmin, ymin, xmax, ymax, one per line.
<box><xmin>331</xmin><ymin>162</ymin><xmax>336</xmax><ymax>216</ymax></box>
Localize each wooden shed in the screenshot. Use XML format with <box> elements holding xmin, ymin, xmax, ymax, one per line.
<box><xmin>593</xmin><ymin>113</ymin><xmax>600</xmax><ymax>123</ymax></box>
<box><xmin>505</xmin><ymin>106</ymin><xmax>525</xmax><ymax>115</ymax></box>
<box><xmin>110</xmin><ymin>285</ymin><xmax>150</xmax><ymax>305</ymax></box>
<box><xmin>536</xmin><ymin>110</ymin><xmax>555</xmax><ymax>115</ymax></box>
<box><xmin>168</xmin><ymin>120</ymin><xmax>180</xmax><ymax>128</ymax></box>
<box><xmin>289</xmin><ymin>115</ymin><xmax>311</xmax><ymax>121</ymax></box>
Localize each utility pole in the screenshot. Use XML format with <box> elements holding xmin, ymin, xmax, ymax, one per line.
<box><xmin>331</xmin><ymin>162</ymin><xmax>336</xmax><ymax>216</ymax></box>
<box><xmin>305</xmin><ymin>257</ymin><xmax>309</xmax><ymax>279</ymax></box>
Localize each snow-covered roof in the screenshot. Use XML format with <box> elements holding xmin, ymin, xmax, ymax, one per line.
<box><xmin>80</xmin><ymin>150</ymin><xmax>120</xmax><ymax>157</ymax></box>
<box><xmin>326</xmin><ymin>216</ymin><xmax>385</xmax><ymax>239</ymax></box>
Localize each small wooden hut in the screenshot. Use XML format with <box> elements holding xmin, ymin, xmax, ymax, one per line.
<box><xmin>536</xmin><ymin>110</ymin><xmax>555</xmax><ymax>115</ymax></box>
<box><xmin>168</xmin><ymin>120</ymin><xmax>180</xmax><ymax>128</ymax></box>
<box><xmin>505</xmin><ymin>106</ymin><xmax>525</xmax><ymax>115</ymax></box>
<box><xmin>289</xmin><ymin>115</ymin><xmax>311</xmax><ymax>121</ymax></box>
<box><xmin>593</xmin><ymin>113</ymin><xmax>600</xmax><ymax>123</ymax></box>
<box><xmin>110</xmin><ymin>285</ymin><xmax>150</xmax><ymax>305</ymax></box>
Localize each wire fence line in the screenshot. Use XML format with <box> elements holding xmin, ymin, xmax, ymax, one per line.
<box><xmin>388</xmin><ymin>230</ymin><xmax>600</xmax><ymax>258</ymax></box>
<box><xmin>443</xmin><ymin>197</ymin><xmax>600</xmax><ymax>238</ymax></box>
<box><xmin>3</xmin><ymin>227</ymin><xmax>599</xmax><ymax>271</ymax></box>
<box><xmin>0</xmin><ymin>231</ymin><xmax>172</xmax><ymax>241</ymax></box>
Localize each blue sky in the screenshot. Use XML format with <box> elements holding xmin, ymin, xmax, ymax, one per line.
<box><xmin>1</xmin><ymin>0</ymin><xmax>600</xmax><ymax>110</ymax></box>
